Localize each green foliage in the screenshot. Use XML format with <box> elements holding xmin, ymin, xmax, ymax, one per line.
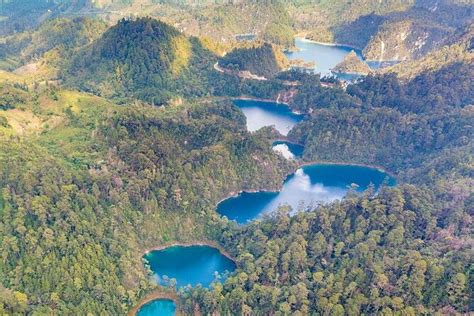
<box><xmin>0</xmin><ymin>17</ymin><xmax>107</xmax><ymax>70</ymax></box>
<box><xmin>290</xmin><ymin>62</ymin><xmax>474</xmax><ymax>171</ymax></box>
<box><xmin>63</xmin><ymin>18</ymin><xmax>217</xmax><ymax>104</ymax></box>
<box><xmin>333</xmin><ymin>50</ymin><xmax>370</xmax><ymax>74</ymax></box>
<box><xmin>172</xmin><ymin>60</ymin><xmax>472</xmax><ymax>314</ymax></box>
<box><xmin>0</xmin><ymin>115</ymin><xmax>8</xmax><ymax>128</ymax></box>
<box><xmin>1</xmin><ymin>3</ymin><xmax>473</xmax><ymax>315</ymax></box>
<box><xmin>219</xmin><ymin>42</ymin><xmax>289</xmax><ymax>78</ymax></box>
<box><xmin>0</xmin><ymin>82</ymin><xmax>29</xmax><ymax>110</ymax></box>
<box><xmin>0</xmin><ymin>88</ymin><xmax>292</xmax><ymax>313</ymax></box>
<box><xmin>183</xmin><ymin>184</ymin><xmax>472</xmax><ymax>314</ymax></box>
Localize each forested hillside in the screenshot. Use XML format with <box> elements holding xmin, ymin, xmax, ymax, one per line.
<box><xmin>63</xmin><ymin>18</ymin><xmax>217</xmax><ymax>104</ymax></box>
<box><xmin>0</xmin><ymin>3</ymin><xmax>472</xmax><ymax>315</ymax></box>
<box><xmin>177</xmin><ymin>57</ymin><xmax>473</xmax><ymax>315</ymax></box>
<box><xmin>87</xmin><ymin>0</ymin><xmax>296</xmax><ymax>47</ymax></box>
<box><xmin>0</xmin><ymin>78</ymin><xmax>293</xmax><ymax>314</ymax></box>
<box><xmin>184</xmin><ymin>184</ymin><xmax>472</xmax><ymax>314</ymax></box>
<box><xmin>386</xmin><ymin>25</ymin><xmax>474</xmax><ymax>78</ymax></box>
<box><xmin>0</xmin><ymin>17</ymin><xmax>107</xmax><ymax>72</ymax></box>
<box><xmin>289</xmin><ymin>62</ymin><xmax>473</xmax><ymax>170</ymax></box>
<box><xmin>0</xmin><ymin>0</ymin><xmax>91</xmax><ymax>35</ymax></box>
<box><xmin>219</xmin><ymin>42</ymin><xmax>289</xmax><ymax>78</ymax></box>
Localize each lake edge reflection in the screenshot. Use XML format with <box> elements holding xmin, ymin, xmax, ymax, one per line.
<box><xmin>233</xmin><ymin>99</ymin><xmax>304</xmax><ymax>136</ymax></box>
<box><xmin>216</xmin><ymin>163</ymin><xmax>396</xmax><ymax>223</ymax></box>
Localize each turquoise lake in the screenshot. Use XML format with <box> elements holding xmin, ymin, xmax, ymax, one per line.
<box><xmin>137</xmin><ymin>299</ymin><xmax>176</xmax><ymax>316</ymax></box>
<box><xmin>234</xmin><ymin>99</ymin><xmax>303</xmax><ymax>135</ymax></box>
<box><xmin>144</xmin><ymin>245</ymin><xmax>236</xmax><ymax>288</ymax></box>
<box><xmin>285</xmin><ymin>37</ymin><xmax>397</xmax><ymax>79</ymax></box>
<box><xmin>285</xmin><ymin>38</ymin><xmax>363</xmax><ymax>76</ymax></box>
<box><xmin>272</xmin><ymin>141</ymin><xmax>304</xmax><ymax>160</ymax></box>
<box><xmin>217</xmin><ymin>164</ymin><xmax>395</xmax><ymax>223</ymax></box>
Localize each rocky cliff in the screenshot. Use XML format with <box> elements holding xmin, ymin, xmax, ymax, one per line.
<box><xmin>363</xmin><ymin>20</ymin><xmax>453</xmax><ymax>61</ymax></box>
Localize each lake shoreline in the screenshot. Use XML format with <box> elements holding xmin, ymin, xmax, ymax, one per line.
<box><xmin>294</xmin><ymin>35</ymin><xmax>362</xmax><ymax>52</ymax></box>
<box><xmin>232</xmin><ymin>96</ymin><xmax>289</xmax><ymax>106</ymax></box>
<box><xmin>128</xmin><ymin>290</ymin><xmax>180</xmax><ymax>316</ymax></box>
<box><xmin>216</xmin><ymin>160</ymin><xmax>397</xmax><ymax>217</ymax></box>
<box><xmin>297</xmin><ymin>160</ymin><xmax>396</xmax><ymax>179</ymax></box>
<box><xmin>272</xmin><ymin>139</ymin><xmax>305</xmax><ymax>147</ymax></box>
<box><xmin>144</xmin><ymin>240</ymin><xmax>236</xmax><ymax>265</ymax></box>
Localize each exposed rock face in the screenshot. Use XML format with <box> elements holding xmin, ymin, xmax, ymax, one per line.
<box><xmin>363</xmin><ymin>20</ymin><xmax>453</xmax><ymax>61</ymax></box>
<box><xmin>330</xmin><ymin>1</ymin><xmax>473</xmax><ymax>62</ymax></box>
<box><xmin>333</xmin><ymin>51</ymin><xmax>371</xmax><ymax>74</ymax></box>
<box><xmin>384</xmin><ymin>24</ymin><xmax>474</xmax><ymax>78</ymax></box>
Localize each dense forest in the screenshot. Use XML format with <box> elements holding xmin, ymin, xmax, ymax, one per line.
<box><xmin>183</xmin><ymin>185</ymin><xmax>472</xmax><ymax>314</ymax></box>
<box><xmin>0</xmin><ymin>81</ymin><xmax>295</xmax><ymax>314</ymax></box>
<box><xmin>0</xmin><ymin>6</ymin><xmax>473</xmax><ymax>316</ymax></box>
<box><xmin>177</xmin><ymin>60</ymin><xmax>473</xmax><ymax>315</ymax></box>
<box><xmin>219</xmin><ymin>42</ymin><xmax>289</xmax><ymax>78</ymax></box>
<box><xmin>289</xmin><ymin>62</ymin><xmax>473</xmax><ymax>168</ymax></box>
<box><xmin>0</xmin><ymin>17</ymin><xmax>107</xmax><ymax>72</ymax></box>
<box><xmin>63</xmin><ymin>18</ymin><xmax>217</xmax><ymax>105</ymax></box>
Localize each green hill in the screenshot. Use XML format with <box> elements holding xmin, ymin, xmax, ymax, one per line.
<box><xmin>219</xmin><ymin>42</ymin><xmax>289</xmax><ymax>78</ymax></box>
<box><xmin>0</xmin><ymin>17</ymin><xmax>107</xmax><ymax>71</ymax></box>
<box><xmin>0</xmin><ymin>75</ymin><xmax>292</xmax><ymax>314</ymax></box>
<box><xmin>63</xmin><ymin>17</ymin><xmax>217</xmax><ymax>104</ymax></box>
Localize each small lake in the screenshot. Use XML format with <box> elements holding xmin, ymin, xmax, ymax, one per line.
<box><xmin>144</xmin><ymin>245</ymin><xmax>236</xmax><ymax>288</ymax></box>
<box><xmin>217</xmin><ymin>164</ymin><xmax>395</xmax><ymax>223</ymax></box>
<box><xmin>272</xmin><ymin>141</ymin><xmax>304</xmax><ymax>160</ymax></box>
<box><xmin>285</xmin><ymin>38</ymin><xmax>363</xmax><ymax>76</ymax></box>
<box><xmin>137</xmin><ymin>299</ymin><xmax>175</xmax><ymax>316</ymax></box>
<box><xmin>234</xmin><ymin>99</ymin><xmax>303</xmax><ymax>135</ymax></box>
<box><xmin>285</xmin><ymin>38</ymin><xmax>399</xmax><ymax>79</ymax></box>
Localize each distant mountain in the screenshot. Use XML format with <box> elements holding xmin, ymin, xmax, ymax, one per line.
<box><xmin>385</xmin><ymin>24</ymin><xmax>473</xmax><ymax>78</ymax></box>
<box><xmin>0</xmin><ymin>0</ymin><xmax>95</xmax><ymax>36</ymax></box>
<box><xmin>334</xmin><ymin>1</ymin><xmax>472</xmax><ymax>61</ymax></box>
<box><xmin>219</xmin><ymin>42</ymin><xmax>289</xmax><ymax>78</ymax></box>
<box><xmin>69</xmin><ymin>0</ymin><xmax>296</xmax><ymax>47</ymax></box>
<box><xmin>62</xmin><ymin>17</ymin><xmax>216</xmax><ymax>104</ymax></box>
<box><xmin>0</xmin><ymin>17</ymin><xmax>107</xmax><ymax>71</ymax></box>
<box><xmin>4</xmin><ymin>0</ymin><xmax>472</xmax><ymax>64</ymax></box>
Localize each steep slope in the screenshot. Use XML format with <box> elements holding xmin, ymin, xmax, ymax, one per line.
<box><xmin>384</xmin><ymin>24</ymin><xmax>474</xmax><ymax>78</ymax></box>
<box><xmin>350</xmin><ymin>1</ymin><xmax>472</xmax><ymax>61</ymax></box>
<box><xmin>63</xmin><ymin>17</ymin><xmax>216</xmax><ymax>104</ymax></box>
<box><xmin>363</xmin><ymin>19</ymin><xmax>454</xmax><ymax>61</ymax></box>
<box><xmin>219</xmin><ymin>42</ymin><xmax>289</xmax><ymax>78</ymax></box>
<box><xmin>298</xmin><ymin>0</ymin><xmax>473</xmax><ymax>62</ymax></box>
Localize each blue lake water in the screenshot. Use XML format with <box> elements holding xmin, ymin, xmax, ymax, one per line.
<box><xmin>272</xmin><ymin>141</ymin><xmax>304</xmax><ymax>160</ymax></box>
<box><xmin>285</xmin><ymin>38</ymin><xmax>363</xmax><ymax>76</ymax></box>
<box><xmin>144</xmin><ymin>245</ymin><xmax>236</xmax><ymax>288</ymax></box>
<box><xmin>137</xmin><ymin>299</ymin><xmax>176</xmax><ymax>316</ymax></box>
<box><xmin>234</xmin><ymin>99</ymin><xmax>303</xmax><ymax>135</ymax></box>
<box><xmin>217</xmin><ymin>164</ymin><xmax>395</xmax><ymax>223</ymax></box>
<box><xmin>285</xmin><ymin>38</ymin><xmax>398</xmax><ymax>79</ymax></box>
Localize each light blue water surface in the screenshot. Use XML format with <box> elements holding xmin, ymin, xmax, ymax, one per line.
<box><xmin>137</xmin><ymin>299</ymin><xmax>176</xmax><ymax>316</ymax></box>
<box><xmin>217</xmin><ymin>164</ymin><xmax>395</xmax><ymax>223</ymax></box>
<box><xmin>234</xmin><ymin>99</ymin><xmax>303</xmax><ymax>135</ymax></box>
<box><xmin>144</xmin><ymin>245</ymin><xmax>236</xmax><ymax>288</ymax></box>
